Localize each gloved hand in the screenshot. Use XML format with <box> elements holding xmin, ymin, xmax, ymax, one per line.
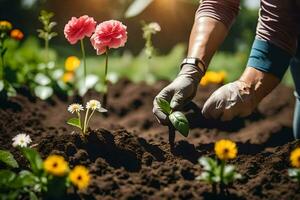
<box><xmin>201</xmin><ymin>80</ymin><xmax>258</xmax><ymax>121</ymax></box>
<box><xmin>153</xmin><ymin>64</ymin><xmax>203</xmax><ymax>125</ymax></box>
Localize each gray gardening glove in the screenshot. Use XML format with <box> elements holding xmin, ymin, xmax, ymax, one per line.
<box><xmin>202</xmin><ymin>80</ymin><xmax>258</xmax><ymax>121</ymax></box>
<box><xmin>153</xmin><ymin>64</ymin><xmax>203</xmax><ymax>125</ymax></box>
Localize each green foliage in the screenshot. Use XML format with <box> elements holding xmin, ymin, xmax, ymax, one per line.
<box><xmin>288</xmin><ymin>168</ymin><xmax>300</xmax><ymax>182</ymax></box>
<box><xmin>196</xmin><ymin>157</ymin><xmax>242</xmax><ymax>185</ymax></box>
<box><xmin>156</xmin><ymin>97</ymin><xmax>190</xmax><ymax>137</ymax></box>
<box><xmin>169</xmin><ymin>111</ymin><xmax>189</xmax><ymax>137</ymax></box>
<box><xmin>0</xmin><ymin>150</ymin><xmax>19</xmax><ymax>168</ymax></box>
<box><xmin>21</xmin><ymin>148</ymin><xmax>43</xmax><ymax>174</ymax></box>
<box><xmin>67</xmin><ymin>118</ymin><xmax>82</xmax><ymax>129</ymax></box>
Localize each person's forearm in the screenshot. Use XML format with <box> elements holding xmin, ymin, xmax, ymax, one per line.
<box><xmin>187</xmin><ymin>0</ymin><xmax>240</xmax><ymax>69</ymax></box>
<box><xmin>188</xmin><ymin>17</ymin><xmax>229</xmax><ymax>68</ymax></box>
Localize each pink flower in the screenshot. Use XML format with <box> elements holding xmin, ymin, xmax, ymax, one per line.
<box><xmin>90</xmin><ymin>20</ymin><xmax>128</xmax><ymax>55</ymax></box>
<box><xmin>64</xmin><ymin>15</ymin><xmax>96</xmax><ymax>45</ymax></box>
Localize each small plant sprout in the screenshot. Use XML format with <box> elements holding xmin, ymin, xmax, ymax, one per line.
<box><xmin>12</xmin><ymin>133</ymin><xmax>32</xmax><ymax>148</ymax></box>
<box><xmin>288</xmin><ymin>148</ymin><xmax>300</xmax><ymax>182</ymax></box>
<box><xmin>156</xmin><ymin>97</ymin><xmax>189</xmax><ymax>147</ymax></box>
<box><xmin>196</xmin><ymin>139</ymin><xmax>242</xmax><ymax>193</ymax></box>
<box><xmin>37</xmin><ymin>10</ymin><xmax>57</xmax><ymax>63</ymax></box>
<box><xmin>142</xmin><ymin>22</ymin><xmax>161</xmax><ymax>59</ymax></box>
<box><xmin>67</xmin><ymin>100</ymin><xmax>107</xmax><ymax>136</ymax></box>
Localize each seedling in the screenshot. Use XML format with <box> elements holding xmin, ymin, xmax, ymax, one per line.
<box><xmin>156</xmin><ymin>97</ymin><xmax>189</xmax><ymax>147</ymax></box>
<box><xmin>37</xmin><ymin>10</ymin><xmax>57</xmax><ymax>64</ymax></box>
<box><xmin>288</xmin><ymin>148</ymin><xmax>300</xmax><ymax>182</ymax></box>
<box><xmin>67</xmin><ymin>100</ymin><xmax>107</xmax><ymax>137</ymax></box>
<box><xmin>196</xmin><ymin>139</ymin><xmax>242</xmax><ymax>194</ymax></box>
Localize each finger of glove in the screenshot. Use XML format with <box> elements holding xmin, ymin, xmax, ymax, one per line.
<box><xmin>201</xmin><ymin>90</ymin><xmax>227</xmax><ymax>119</ymax></box>
<box><xmin>170</xmin><ymin>91</ymin><xmax>185</xmax><ymax>110</ymax></box>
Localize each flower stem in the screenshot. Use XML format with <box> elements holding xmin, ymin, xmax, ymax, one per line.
<box><xmin>80</xmin><ymin>39</ymin><xmax>87</xmax><ymax>83</ymax></box>
<box><xmin>220</xmin><ymin>160</ymin><xmax>225</xmax><ymax>193</ymax></box>
<box><xmin>86</xmin><ymin>109</ymin><xmax>95</xmax><ymax>129</ymax></box>
<box><xmin>0</xmin><ymin>54</ymin><xmax>4</xmax><ymax>80</ymax></box>
<box><xmin>102</xmin><ymin>47</ymin><xmax>109</xmax><ymax>107</ymax></box>
<box><xmin>83</xmin><ymin>108</ymin><xmax>89</xmax><ymax>135</ymax></box>
<box><xmin>45</xmin><ymin>37</ymin><xmax>49</xmax><ymax>64</ymax></box>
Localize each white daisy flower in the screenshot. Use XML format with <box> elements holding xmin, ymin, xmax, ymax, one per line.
<box><xmin>68</xmin><ymin>103</ymin><xmax>84</xmax><ymax>114</ymax></box>
<box><xmin>12</xmin><ymin>133</ymin><xmax>32</xmax><ymax>148</ymax></box>
<box><xmin>86</xmin><ymin>100</ymin><xmax>107</xmax><ymax>112</ymax></box>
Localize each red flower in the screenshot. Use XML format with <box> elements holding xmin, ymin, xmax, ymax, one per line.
<box><xmin>64</xmin><ymin>15</ymin><xmax>96</xmax><ymax>44</ymax></box>
<box><xmin>10</xmin><ymin>29</ymin><xmax>24</xmax><ymax>40</ymax></box>
<box><xmin>90</xmin><ymin>20</ymin><xmax>127</xmax><ymax>55</ymax></box>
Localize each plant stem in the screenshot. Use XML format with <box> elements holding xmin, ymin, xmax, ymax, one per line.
<box><xmin>168</xmin><ymin>125</ymin><xmax>175</xmax><ymax>151</ymax></box>
<box><xmin>45</xmin><ymin>37</ymin><xmax>49</xmax><ymax>64</ymax></box>
<box><xmin>77</xmin><ymin>112</ymin><xmax>82</xmax><ymax>129</ymax></box>
<box><xmin>80</xmin><ymin>39</ymin><xmax>87</xmax><ymax>83</ymax></box>
<box><xmin>220</xmin><ymin>160</ymin><xmax>225</xmax><ymax>193</ymax></box>
<box><xmin>102</xmin><ymin>47</ymin><xmax>109</xmax><ymax>107</ymax></box>
<box><xmin>0</xmin><ymin>54</ymin><xmax>4</xmax><ymax>80</ymax></box>
<box><xmin>86</xmin><ymin>109</ymin><xmax>95</xmax><ymax>129</ymax></box>
<box><xmin>83</xmin><ymin>108</ymin><xmax>90</xmax><ymax>135</ymax></box>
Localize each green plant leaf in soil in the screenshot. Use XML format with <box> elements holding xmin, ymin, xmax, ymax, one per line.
<box><xmin>67</xmin><ymin>118</ymin><xmax>82</xmax><ymax>129</ymax></box>
<box><xmin>21</xmin><ymin>148</ymin><xmax>43</xmax><ymax>174</ymax></box>
<box><xmin>0</xmin><ymin>150</ymin><xmax>19</xmax><ymax>168</ymax></box>
<box><xmin>156</xmin><ymin>97</ymin><xmax>190</xmax><ymax>137</ymax></box>
<box><xmin>169</xmin><ymin>111</ymin><xmax>189</xmax><ymax>137</ymax></box>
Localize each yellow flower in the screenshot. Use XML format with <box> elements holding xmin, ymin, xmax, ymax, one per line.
<box><xmin>290</xmin><ymin>148</ymin><xmax>300</xmax><ymax>168</ymax></box>
<box><xmin>10</xmin><ymin>29</ymin><xmax>24</xmax><ymax>40</ymax></box>
<box><xmin>69</xmin><ymin>165</ymin><xmax>90</xmax><ymax>190</ymax></box>
<box><xmin>65</xmin><ymin>56</ymin><xmax>80</xmax><ymax>72</ymax></box>
<box><xmin>62</xmin><ymin>72</ymin><xmax>74</xmax><ymax>83</ymax></box>
<box><xmin>215</xmin><ymin>139</ymin><xmax>237</xmax><ymax>160</ymax></box>
<box><xmin>0</xmin><ymin>20</ymin><xmax>12</xmax><ymax>31</ymax></box>
<box><xmin>43</xmin><ymin>155</ymin><xmax>69</xmax><ymax>176</ymax></box>
<box><xmin>200</xmin><ymin>71</ymin><xmax>227</xmax><ymax>86</ymax></box>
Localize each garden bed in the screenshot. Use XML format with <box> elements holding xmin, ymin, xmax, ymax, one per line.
<box><xmin>0</xmin><ymin>79</ymin><xmax>299</xmax><ymax>200</ymax></box>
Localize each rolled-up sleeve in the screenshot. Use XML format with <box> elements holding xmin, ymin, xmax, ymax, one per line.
<box><xmin>196</xmin><ymin>0</ymin><xmax>240</xmax><ymax>28</ymax></box>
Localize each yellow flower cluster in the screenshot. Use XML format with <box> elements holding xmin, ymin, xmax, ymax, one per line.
<box><xmin>0</xmin><ymin>20</ymin><xmax>12</xmax><ymax>32</ymax></box>
<box><xmin>43</xmin><ymin>154</ymin><xmax>90</xmax><ymax>190</ymax></box>
<box><xmin>200</xmin><ymin>70</ymin><xmax>227</xmax><ymax>86</ymax></box>
<box><xmin>62</xmin><ymin>56</ymin><xmax>81</xmax><ymax>83</ymax></box>
<box><xmin>290</xmin><ymin>148</ymin><xmax>300</xmax><ymax>168</ymax></box>
<box><xmin>215</xmin><ymin>139</ymin><xmax>237</xmax><ymax>160</ymax></box>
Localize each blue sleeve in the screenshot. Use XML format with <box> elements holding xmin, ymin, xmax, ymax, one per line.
<box><xmin>247</xmin><ymin>39</ymin><xmax>292</xmax><ymax>80</ymax></box>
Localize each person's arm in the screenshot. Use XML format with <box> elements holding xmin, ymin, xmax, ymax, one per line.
<box><xmin>188</xmin><ymin>0</ymin><xmax>240</xmax><ymax>66</ymax></box>
<box><xmin>202</xmin><ymin>0</ymin><xmax>299</xmax><ymax>121</ymax></box>
<box><xmin>153</xmin><ymin>0</ymin><xmax>240</xmax><ymax>124</ymax></box>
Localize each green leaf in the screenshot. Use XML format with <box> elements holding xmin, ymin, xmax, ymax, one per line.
<box><xmin>0</xmin><ymin>170</ymin><xmax>16</xmax><ymax>185</ymax></box>
<box><xmin>11</xmin><ymin>170</ymin><xmax>38</xmax><ymax>188</ymax></box>
<box><xmin>169</xmin><ymin>111</ymin><xmax>189</xmax><ymax>137</ymax></box>
<box><xmin>0</xmin><ymin>80</ymin><xmax>4</xmax><ymax>91</ymax></box>
<box><xmin>198</xmin><ymin>156</ymin><xmax>217</xmax><ymax>171</ymax></box>
<box><xmin>29</xmin><ymin>191</ymin><xmax>38</xmax><ymax>200</ymax></box>
<box><xmin>0</xmin><ymin>150</ymin><xmax>19</xmax><ymax>168</ymax></box>
<box><xmin>34</xmin><ymin>85</ymin><xmax>53</xmax><ymax>100</ymax></box>
<box><xmin>21</xmin><ymin>148</ymin><xmax>43</xmax><ymax>174</ymax></box>
<box><xmin>125</xmin><ymin>0</ymin><xmax>154</xmax><ymax>18</ymax></box>
<box><xmin>34</xmin><ymin>73</ymin><xmax>51</xmax><ymax>86</ymax></box>
<box><xmin>156</xmin><ymin>97</ymin><xmax>171</xmax><ymax>114</ymax></box>
<box><xmin>67</xmin><ymin>118</ymin><xmax>82</xmax><ymax>129</ymax></box>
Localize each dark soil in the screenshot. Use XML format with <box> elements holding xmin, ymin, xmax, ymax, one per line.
<box><xmin>0</xmin><ymin>79</ymin><xmax>299</xmax><ymax>200</ymax></box>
